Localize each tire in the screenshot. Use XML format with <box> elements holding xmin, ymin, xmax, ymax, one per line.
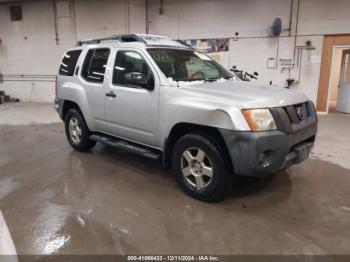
<box><xmin>172</xmin><ymin>133</ymin><xmax>232</xmax><ymax>202</ymax></box>
<box><xmin>64</xmin><ymin>108</ymin><xmax>96</xmax><ymax>152</ymax></box>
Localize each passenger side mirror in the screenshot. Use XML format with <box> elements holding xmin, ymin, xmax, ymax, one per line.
<box><xmin>125</xmin><ymin>72</ymin><xmax>154</xmax><ymax>90</ymax></box>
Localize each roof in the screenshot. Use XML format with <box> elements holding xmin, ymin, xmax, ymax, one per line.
<box><xmin>76</xmin><ymin>33</ymin><xmax>192</xmax><ymax>49</ymax></box>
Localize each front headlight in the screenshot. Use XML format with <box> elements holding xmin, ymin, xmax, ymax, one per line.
<box><xmin>242</xmin><ymin>109</ymin><xmax>277</xmax><ymax>132</ymax></box>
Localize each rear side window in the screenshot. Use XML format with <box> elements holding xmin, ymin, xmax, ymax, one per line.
<box><xmin>82</xmin><ymin>48</ymin><xmax>110</xmax><ymax>83</ymax></box>
<box><xmin>59</xmin><ymin>50</ymin><xmax>82</xmax><ymax>76</ymax></box>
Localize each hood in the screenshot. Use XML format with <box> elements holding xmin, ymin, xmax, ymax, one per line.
<box><xmin>179</xmin><ymin>81</ymin><xmax>309</xmax><ymax>109</ymax></box>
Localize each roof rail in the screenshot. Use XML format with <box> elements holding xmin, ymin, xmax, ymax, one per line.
<box><xmin>76</xmin><ymin>34</ymin><xmax>194</xmax><ymax>50</ymax></box>
<box><xmin>76</xmin><ymin>34</ymin><xmax>147</xmax><ymax>46</ymax></box>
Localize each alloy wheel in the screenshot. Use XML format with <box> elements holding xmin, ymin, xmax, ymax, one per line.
<box><xmin>181</xmin><ymin>147</ymin><xmax>213</xmax><ymax>190</ymax></box>
<box><xmin>69</xmin><ymin>117</ymin><xmax>82</xmax><ymax>145</ymax></box>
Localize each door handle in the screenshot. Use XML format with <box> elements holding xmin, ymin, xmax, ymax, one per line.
<box><xmin>106</xmin><ymin>91</ymin><xmax>116</xmax><ymax>98</ymax></box>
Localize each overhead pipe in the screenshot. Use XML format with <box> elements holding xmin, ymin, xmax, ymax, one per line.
<box><xmin>52</xmin><ymin>0</ymin><xmax>59</xmax><ymax>45</ymax></box>
<box><xmin>72</xmin><ymin>0</ymin><xmax>78</xmax><ymax>42</ymax></box>
<box><xmin>159</xmin><ymin>0</ymin><xmax>164</xmax><ymax>15</ymax></box>
<box><xmin>145</xmin><ymin>0</ymin><xmax>150</xmax><ymax>34</ymax></box>
<box><xmin>125</xmin><ymin>0</ymin><xmax>130</xmax><ymax>33</ymax></box>
<box><xmin>2</xmin><ymin>79</ymin><xmax>56</xmax><ymax>83</ymax></box>
<box><xmin>0</xmin><ymin>0</ymin><xmax>41</xmax><ymax>4</ymax></box>
<box><xmin>2</xmin><ymin>74</ymin><xmax>56</xmax><ymax>78</ymax></box>
<box><xmin>288</xmin><ymin>0</ymin><xmax>294</xmax><ymax>36</ymax></box>
<box><xmin>1</xmin><ymin>74</ymin><xmax>56</xmax><ymax>83</ymax></box>
<box><xmin>293</xmin><ymin>0</ymin><xmax>300</xmax><ymax>67</ymax></box>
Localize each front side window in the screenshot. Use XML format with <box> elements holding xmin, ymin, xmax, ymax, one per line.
<box><xmin>147</xmin><ymin>48</ymin><xmax>233</xmax><ymax>82</ymax></box>
<box><xmin>113</xmin><ymin>50</ymin><xmax>154</xmax><ymax>87</ymax></box>
<box><xmin>82</xmin><ymin>48</ymin><xmax>110</xmax><ymax>83</ymax></box>
<box><xmin>59</xmin><ymin>50</ymin><xmax>82</xmax><ymax>76</ymax></box>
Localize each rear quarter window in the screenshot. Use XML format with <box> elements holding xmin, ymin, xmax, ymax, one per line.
<box><xmin>59</xmin><ymin>50</ymin><xmax>82</xmax><ymax>76</ymax></box>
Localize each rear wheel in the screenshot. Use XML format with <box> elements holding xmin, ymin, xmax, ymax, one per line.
<box><xmin>172</xmin><ymin>133</ymin><xmax>232</xmax><ymax>202</ymax></box>
<box><xmin>65</xmin><ymin>108</ymin><xmax>96</xmax><ymax>152</ymax></box>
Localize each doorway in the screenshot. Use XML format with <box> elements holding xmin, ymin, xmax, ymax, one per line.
<box><xmin>316</xmin><ymin>34</ymin><xmax>350</xmax><ymax>112</ymax></box>
<box><xmin>327</xmin><ymin>47</ymin><xmax>350</xmax><ymax>113</ymax></box>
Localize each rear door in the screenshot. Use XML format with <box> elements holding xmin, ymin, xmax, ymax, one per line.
<box><xmin>336</xmin><ymin>49</ymin><xmax>350</xmax><ymax>113</ymax></box>
<box><xmin>80</xmin><ymin>48</ymin><xmax>111</xmax><ymax>131</ymax></box>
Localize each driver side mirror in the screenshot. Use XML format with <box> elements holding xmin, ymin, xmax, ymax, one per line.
<box><xmin>125</xmin><ymin>72</ymin><xmax>154</xmax><ymax>90</ymax></box>
<box><xmin>254</xmin><ymin>72</ymin><xmax>259</xmax><ymax>76</ymax></box>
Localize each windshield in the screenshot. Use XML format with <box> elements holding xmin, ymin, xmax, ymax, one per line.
<box><xmin>147</xmin><ymin>48</ymin><xmax>234</xmax><ymax>82</ymax></box>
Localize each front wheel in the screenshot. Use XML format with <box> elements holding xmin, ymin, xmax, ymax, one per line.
<box><xmin>64</xmin><ymin>108</ymin><xmax>96</xmax><ymax>152</ymax></box>
<box><xmin>172</xmin><ymin>133</ymin><xmax>232</xmax><ymax>202</ymax></box>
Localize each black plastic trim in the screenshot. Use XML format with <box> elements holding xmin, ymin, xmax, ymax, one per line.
<box><xmin>219</xmin><ymin>122</ymin><xmax>317</xmax><ymax>177</ymax></box>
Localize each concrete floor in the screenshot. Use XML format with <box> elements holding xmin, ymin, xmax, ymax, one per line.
<box><xmin>0</xmin><ymin>103</ymin><xmax>60</xmax><ymax>126</ymax></box>
<box><xmin>0</xmin><ymin>103</ymin><xmax>350</xmax><ymax>255</ymax></box>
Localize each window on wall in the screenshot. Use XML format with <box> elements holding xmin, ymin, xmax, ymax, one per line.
<box><xmin>9</xmin><ymin>6</ymin><xmax>22</xmax><ymax>21</ymax></box>
<box><xmin>59</xmin><ymin>50</ymin><xmax>82</xmax><ymax>76</ymax></box>
<box><xmin>113</xmin><ymin>50</ymin><xmax>154</xmax><ymax>87</ymax></box>
<box><xmin>82</xmin><ymin>48</ymin><xmax>110</xmax><ymax>83</ymax></box>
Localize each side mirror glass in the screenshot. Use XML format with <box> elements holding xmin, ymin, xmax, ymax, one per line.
<box><xmin>125</xmin><ymin>72</ymin><xmax>154</xmax><ymax>90</ymax></box>
<box><xmin>254</xmin><ymin>72</ymin><xmax>259</xmax><ymax>76</ymax></box>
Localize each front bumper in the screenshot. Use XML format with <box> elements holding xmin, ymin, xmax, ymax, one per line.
<box><xmin>219</xmin><ymin>122</ymin><xmax>317</xmax><ymax>177</ymax></box>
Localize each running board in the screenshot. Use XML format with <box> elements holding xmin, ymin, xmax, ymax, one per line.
<box><xmin>90</xmin><ymin>134</ymin><xmax>161</xmax><ymax>161</ymax></box>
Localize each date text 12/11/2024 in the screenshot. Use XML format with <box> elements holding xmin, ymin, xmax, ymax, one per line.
<box><xmin>127</xmin><ymin>255</ymin><xmax>220</xmax><ymax>261</ymax></box>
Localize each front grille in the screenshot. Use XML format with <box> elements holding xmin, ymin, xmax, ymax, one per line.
<box><xmin>270</xmin><ymin>101</ymin><xmax>317</xmax><ymax>134</ymax></box>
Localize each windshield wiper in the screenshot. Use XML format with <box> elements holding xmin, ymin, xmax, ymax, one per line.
<box><xmin>172</xmin><ymin>77</ymin><xmax>225</xmax><ymax>83</ymax></box>
<box><xmin>203</xmin><ymin>77</ymin><xmax>221</xmax><ymax>82</ymax></box>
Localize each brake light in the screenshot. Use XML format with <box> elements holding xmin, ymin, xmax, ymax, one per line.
<box><xmin>55</xmin><ymin>77</ymin><xmax>58</xmax><ymax>96</ymax></box>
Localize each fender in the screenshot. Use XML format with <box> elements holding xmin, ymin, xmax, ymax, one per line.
<box><xmin>157</xmin><ymin>96</ymin><xmax>240</xmax><ymax>148</ymax></box>
<box><xmin>60</xmin><ymin>81</ymin><xmax>96</xmax><ymax>130</ymax></box>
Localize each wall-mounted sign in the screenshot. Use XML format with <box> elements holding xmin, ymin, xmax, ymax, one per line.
<box><xmin>279</xmin><ymin>58</ymin><xmax>293</xmax><ymax>67</ymax></box>
<box><xmin>279</xmin><ymin>50</ymin><xmax>294</xmax><ymax>67</ymax></box>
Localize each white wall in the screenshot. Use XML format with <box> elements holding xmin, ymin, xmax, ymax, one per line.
<box><xmin>0</xmin><ymin>0</ymin><xmax>145</xmax><ymax>102</ymax></box>
<box><xmin>0</xmin><ymin>0</ymin><xmax>350</xmax><ymax>104</ymax></box>
<box><xmin>147</xmin><ymin>0</ymin><xmax>350</xmax><ymax>104</ymax></box>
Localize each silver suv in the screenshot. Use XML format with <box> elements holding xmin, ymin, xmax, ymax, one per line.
<box><xmin>55</xmin><ymin>34</ymin><xmax>317</xmax><ymax>202</ymax></box>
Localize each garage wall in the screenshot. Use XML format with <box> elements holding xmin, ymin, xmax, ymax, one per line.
<box><xmin>0</xmin><ymin>0</ymin><xmax>145</xmax><ymax>102</ymax></box>
<box><xmin>148</xmin><ymin>0</ymin><xmax>350</xmax><ymax>104</ymax></box>
<box><xmin>0</xmin><ymin>0</ymin><xmax>350</xmax><ymax>105</ymax></box>
<box><xmin>149</xmin><ymin>0</ymin><xmax>350</xmax><ymax>38</ymax></box>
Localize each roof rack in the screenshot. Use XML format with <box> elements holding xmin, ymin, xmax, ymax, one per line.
<box><xmin>76</xmin><ymin>34</ymin><xmax>147</xmax><ymax>46</ymax></box>
<box><xmin>76</xmin><ymin>34</ymin><xmax>194</xmax><ymax>50</ymax></box>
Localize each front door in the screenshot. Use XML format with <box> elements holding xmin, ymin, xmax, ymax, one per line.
<box><xmin>104</xmin><ymin>49</ymin><xmax>159</xmax><ymax>147</ymax></box>
<box><xmin>336</xmin><ymin>49</ymin><xmax>350</xmax><ymax>113</ymax></box>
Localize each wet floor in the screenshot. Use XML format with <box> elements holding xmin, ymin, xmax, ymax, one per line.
<box><xmin>0</xmin><ymin>123</ymin><xmax>349</xmax><ymax>255</ymax></box>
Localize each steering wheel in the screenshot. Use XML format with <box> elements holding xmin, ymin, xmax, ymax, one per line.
<box><xmin>190</xmin><ymin>71</ymin><xmax>205</xmax><ymax>80</ymax></box>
